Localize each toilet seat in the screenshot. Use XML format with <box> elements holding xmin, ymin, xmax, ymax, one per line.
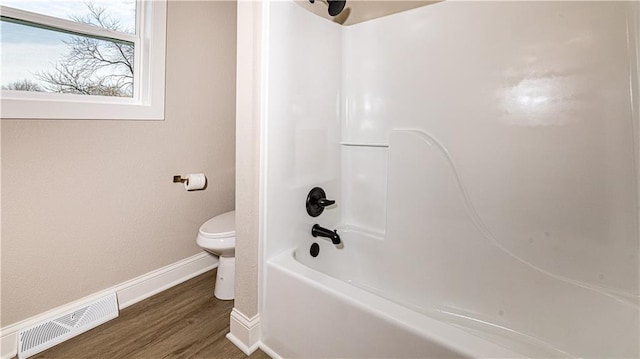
<box><xmin>196</xmin><ymin>236</ymin><xmax>235</xmax><ymax>254</ymax></box>
<box><xmin>199</xmin><ymin>211</ymin><xmax>235</xmax><ymax>238</ymax></box>
<box><xmin>197</xmin><ymin>210</ymin><xmax>235</xmax><ymax>256</ymax></box>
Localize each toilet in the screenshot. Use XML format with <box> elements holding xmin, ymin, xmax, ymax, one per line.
<box><xmin>196</xmin><ymin>210</ymin><xmax>235</xmax><ymax>300</ymax></box>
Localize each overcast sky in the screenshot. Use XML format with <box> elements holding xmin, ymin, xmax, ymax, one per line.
<box><xmin>1</xmin><ymin>0</ymin><xmax>135</xmax><ymax>88</ymax></box>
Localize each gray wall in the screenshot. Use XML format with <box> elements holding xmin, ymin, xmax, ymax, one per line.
<box><xmin>1</xmin><ymin>0</ymin><xmax>237</xmax><ymax>327</ymax></box>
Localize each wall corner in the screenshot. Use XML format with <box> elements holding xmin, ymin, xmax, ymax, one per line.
<box><xmin>226</xmin><ymin>308</ymin><xmax>261</xmax><ymax>355</ymax></box>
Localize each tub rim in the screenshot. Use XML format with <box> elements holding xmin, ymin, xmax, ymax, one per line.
<box><xmin>268</xmin><ymin>248</ymin><xmax>524</xmax><ymax>359</ymax></box>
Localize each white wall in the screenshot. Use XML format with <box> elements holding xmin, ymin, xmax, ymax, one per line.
<box><xmin>340</xmin><ymin>145</ymin><xmax>387</xmax><ymax>235</ymax></box>
<box><xmin>259</xmin><ymin>0</ymin><xmax>343</xmax><ymax>349</ymax></box>
<box><xmin>261</xmin><ymin>1</ymin><xmax>639</xmax><ymax>357</ymax></box>
<box><xmin>341</xmin><ymin>2</ymin><xmax>638</xmax><ymax>357</ymax></box>
<box><xmin>344</xmin><ymin>0</ymin><xmax>638</xmax><ymax>300</ymax></box>
<box><xmin>262</xmin><ymin>1</ymin><xmax>343</xmax><ymax>262</ymax></box>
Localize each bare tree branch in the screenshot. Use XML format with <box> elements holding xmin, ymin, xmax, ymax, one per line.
<box><xmin>37</xmin><ymin>1</ymin><xmax>134</xmax><ymax>97</ymax></box>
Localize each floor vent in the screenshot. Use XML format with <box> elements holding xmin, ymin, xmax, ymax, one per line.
<box><xmin>17</xmin><ymin>293</ymin><xmax>119</xmax><ymax>359</ymax></box>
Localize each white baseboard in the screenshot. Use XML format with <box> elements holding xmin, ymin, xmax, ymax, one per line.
<box><xmin>1</xmin><ymin>252</ymin><xmax>218</xmax><ymax>359</ymax></box>
<box><xmin>258</xmin><ymin>342</ymin><xmax>281</xmax><ymax>359</ymax></box>
<box><xmin>226</xmin><ymin>308</ymin><xmax>261</xmax><ymax>355</ymax></box>
<box><xmin>116</xmin><ymin>252</ymin><xmax>218</xmax><ymax>309</ymax></box>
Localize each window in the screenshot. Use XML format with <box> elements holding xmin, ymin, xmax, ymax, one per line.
<box><xmin>0</xmin><ymin>0</ymin><xmax>166</xmax><ymax>120</ymax></box>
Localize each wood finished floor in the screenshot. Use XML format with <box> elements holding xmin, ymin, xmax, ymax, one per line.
<box><xmin>27</xmin><ymin>269</ymin><xmax>271</xmax><ymax>359</ymax></box>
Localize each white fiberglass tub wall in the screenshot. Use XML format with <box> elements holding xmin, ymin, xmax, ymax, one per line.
<box><xmin>261</xmin><ymin>0</ymin><xmax>342</xmax><ymax>262</ymax></box>
<box><xmin>339</xmin><ymin>1</ymin><xmax>638</xmax><ymax>356</ymax></box>
<box><xmin>260</xmin><ymin>1</ymin><xmax>639</xmax><ymax>358</ymax></box>
<box><xmin>343</xmin><ymin>3</ymin><xmax>639</xmax><ymax>300</ymax></box>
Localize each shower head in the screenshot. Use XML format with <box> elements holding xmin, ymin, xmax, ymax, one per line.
<box><xmin>309</xmin><ymin>0</ymin><xmax>346</xmax><ymax>17</ymax></box>
<box><xmin>327</xmin><ymin>0</ymin><xmax>346</xmax><ymax>16</ymax></box>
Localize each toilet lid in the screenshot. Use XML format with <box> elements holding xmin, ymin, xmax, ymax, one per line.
<box><xmin>199</xmin><ymin>210</ymin><xmax>235</xmax><ymax>238</ymax></box>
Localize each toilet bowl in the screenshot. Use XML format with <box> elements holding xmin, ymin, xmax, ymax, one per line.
<box><xmin>196</xmin><ymin>210</ymin><xmax>235</xmax><ymax>300</ymax></box>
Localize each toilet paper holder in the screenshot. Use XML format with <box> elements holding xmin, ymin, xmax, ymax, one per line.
<box><xmin>174</xmin><ymin>173</ymin><xmax>207</xmax><ymax>191</ymax></box>
<box><xmin>173</xmin><ymin>175</ymin><xmax>188</xmax><ymax>183</ymax></box>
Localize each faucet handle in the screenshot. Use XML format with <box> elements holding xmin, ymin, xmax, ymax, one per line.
<box><xmin>306</xmin><ymin>187</ymin><xmax>336</xmax><ymax>217</ymax></box>
<box><xmin>317</xmin><ymin>198</ymin><xmax>335</xmax><ymax>207</ymax></box>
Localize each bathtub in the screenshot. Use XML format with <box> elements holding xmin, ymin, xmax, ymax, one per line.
<box><xmin>262</xmin><ymin>228</ymin><xmax>638</xmax><ymax>358</ymax></box>
<box><xmin>262</xmin><ymin>250</ymin><xmax>519</xmax><ymax>358</ymax></box>
<box><xmin>262</xmin><ymin>227</ymin><xmax>531</xmax><ymax>358</ymax></box>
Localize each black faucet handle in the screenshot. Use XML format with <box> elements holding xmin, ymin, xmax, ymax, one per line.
<box><xmin>306</xmin><ymin>187</ymin><xmax>336</xmax><ymax>217</ymax></box>
<box><xmin>317</xmin><ymin>198</ymin><xmax>335</xmax><ymax>207</ymax></box>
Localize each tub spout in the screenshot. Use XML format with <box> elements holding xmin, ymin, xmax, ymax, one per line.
<box><xmin>311</xmin><ymin>224</ymin><xmax>341</xmax><ymax>245</ymax></box>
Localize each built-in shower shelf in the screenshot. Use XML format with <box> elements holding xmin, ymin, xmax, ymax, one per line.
<box><xmin>340</xmin><ymin>142</ymin><xmax>389</xmax><ymax>148</ymax></box>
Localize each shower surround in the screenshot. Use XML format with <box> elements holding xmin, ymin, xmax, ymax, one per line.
<box><xmin>253</xmin><ymin>1</ymin><xmax>640</xmax><ymax>357</ymax></box>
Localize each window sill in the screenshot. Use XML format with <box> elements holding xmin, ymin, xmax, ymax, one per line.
<box><xmin>1</xmin><ymin>90</ymin><xmax>165</xmax><ymax>120</ymax></box>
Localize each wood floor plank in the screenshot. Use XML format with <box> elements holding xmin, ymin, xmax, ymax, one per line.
<box><xmin>23</xmin><ymin>269</ymin><xmax>269</xmax><ymax>359</ymax></box>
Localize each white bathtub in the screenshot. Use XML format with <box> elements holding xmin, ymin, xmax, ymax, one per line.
<box><xmin>262</xmin><ymin>228</ymin><xmax>638</xmax><ymax>358</ymax></box>
<box><xmin>262</xmin><ymin>233</ymin><xmax>524</xmax><ymax>358</ymax></box>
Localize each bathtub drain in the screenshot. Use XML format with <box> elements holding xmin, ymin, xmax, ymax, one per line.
<box><xmin>310</xmin><ymin>243</ymin><xmax>320</xmax><ymax>257</ymax></box>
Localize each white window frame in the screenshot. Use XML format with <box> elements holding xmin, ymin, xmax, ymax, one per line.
<box><xmin>0</xmin><ymin>0</ymin><xmax>166</xmax><ymax>120</ymax></box>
